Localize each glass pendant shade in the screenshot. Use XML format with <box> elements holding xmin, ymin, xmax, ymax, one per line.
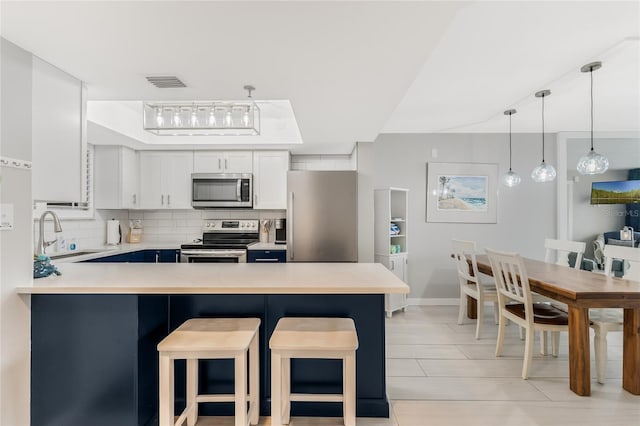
<box><xmin>502</xmin><ymin>169</ymin><xmax>522</xmax><ymax>187</ymax></box>
<box><xmin>577</xmin><ymin>149</ymin><xmax>609</xmax><ymax>174</ymax></box>
<box><xmin>531</xmin><ymin>161</ymin><xmax>557</xmax><ymax>183</ymax></box>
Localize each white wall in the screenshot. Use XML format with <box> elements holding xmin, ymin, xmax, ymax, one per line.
<box><xmin>570</xmin><ymin>170</ymin><xmax>627</xmax><ymax>258</ymax></box>
<box><xmin>357</xmin><ymin>142</ymin><xmax>374</xmax><ymax>262</ymax></box>
<box><xmin>370</xmin><ymin>133</ymin><xmax>557</xmax><ymax>300</ymax></box>
<box><xmin>0</xmin><ymin>38</ymin><xmax>33</xmax><ymax>426</ymax></box>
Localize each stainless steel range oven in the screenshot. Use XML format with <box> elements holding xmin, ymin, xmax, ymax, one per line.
<box><xmin>180</xmin><ymin>219</ymin><xmax>259</xmax><ymax>263</ymax></box>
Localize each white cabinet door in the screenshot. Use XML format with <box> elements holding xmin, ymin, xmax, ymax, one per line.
<box><xmin>253</xmin><ymin>151</ymin><xmax>289</xmax><ymax>209</ymax></box>
<box><xmin>165</xmin><ymin>152</ymin><xmax>194</xmax><ymax>209</ymax></box>
<box><xmin>139</xmin><ymin>152</ymin><xmax>166</xmax><ymax>209</ymax></box>
<box><xmin>140</xmin><ymin>151</ymin><xmax>193</xmax><ymax>209</ymax></box>
<box><xmin>94</xmin><ymin>146</ymin><xmax>120</xmax><ymax>209</ymax></box>
<box><xmin>380</xmin><ymin>253</ymin><xmax>408</xmax><ymax>317</ymax></box>
<box><xmin>121</xmin><ymin>147</ymin><xmax>138</xmax><ymax>209</ymax></box>
<box><xmin>32</xmin><ymin>56</ymin><xmax>84</xmax><ymax>203</ymax></box>
<box><xmin>224</xmin><ymin>152</ymin><xmax>253</xmax><ymax>173</ymax></box>
<box><xmin>194</xmin><ymin>151</ymin><xmax>252</xmax><ymax>173</ymax></box>
<box><xmin>193</xmin><ymin>152</ymin><xmax>224</xmax><ymax>173</ymax></box>
<box><xmin>94</xmin><ymin>146</ymin><xmax>138</xmax><ymax>209</ymax></box>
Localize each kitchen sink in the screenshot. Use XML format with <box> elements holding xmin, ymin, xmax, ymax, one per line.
<box><xmin>49</xmin><ymin>250</ymin><xmax>101</xmax><ymax>260</ymax></box>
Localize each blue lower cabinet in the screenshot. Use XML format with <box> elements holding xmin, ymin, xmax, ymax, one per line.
<box><xmin>83</xmin><ymin>249</ymin><xmax>179</xmax><ymax>263</ymax></box>
<box><xmin>247</xmin><ymin>249</ymin><xmax>286</xmax><ymax>263</ymax></box>
<box><xmin>159</xmin><ymin>249</ymin><xmax>180</xmax><ymax>263</ymax></box>
<box><xmin>84</xmin><ymin>253</ymin><xmax>133</xmax><ymax>263</ymax></box>
<box><xmin>144</xmin><ymin>249</ymin><xmax>180</xmax><ymax>263</ymax></box>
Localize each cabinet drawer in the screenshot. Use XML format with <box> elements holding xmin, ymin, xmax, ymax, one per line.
<box><xmin>247</xmin><ymin>250</ymin><xmax>286</xmax><ymax>263</ymax></box>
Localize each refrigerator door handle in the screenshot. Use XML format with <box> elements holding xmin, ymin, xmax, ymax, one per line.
<box><xmin>288</xmin><ymin>191</ymin><xmax>294</xmax><ymax>261</ymax></box>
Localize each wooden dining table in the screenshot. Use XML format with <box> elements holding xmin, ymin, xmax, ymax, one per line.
<box><xmin>473</xmin><ymin>255</ymin><xmax>640</xmax><ymax>397</ymax></box>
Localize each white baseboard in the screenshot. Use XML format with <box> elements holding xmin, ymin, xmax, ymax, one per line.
<box><xmin>407</xmin><ymin>298</ymin><xmax>459</xmax><ymax>306</ymax></box>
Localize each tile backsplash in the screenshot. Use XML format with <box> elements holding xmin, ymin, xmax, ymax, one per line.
<box><xmin>34</xmin><ymin>209</ymin><xmax>285</xmax><ymax>252</ymax></box>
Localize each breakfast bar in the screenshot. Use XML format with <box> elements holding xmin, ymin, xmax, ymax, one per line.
<box><xmin>18</xmin><ymin>262</ymin><xmax>408</xmax><ymax>426</ymax></box>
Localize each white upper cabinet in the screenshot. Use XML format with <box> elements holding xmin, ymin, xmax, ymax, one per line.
<box><xmin>193</xmin><ymin>151</ymin><xmax>252</xmax><ymax>173</ymax></box>
<box><xmin>32</xmin><ymin>56</ymin><xmax>86</xmax><ymax>203</ymax></box>
<box><xmin>94</xmin><ymin>146</ymin><xmax>139</xmax><ymax>209</ymax></box>
<box><xmin>139</xmin><ymin>151</ymin><xmax>193</xmax><ymax>209</ymax></box>
<box><xmin>252</xmin><ymin>151</ymin><xmax>290</xmax><ymax>210</ymax></box>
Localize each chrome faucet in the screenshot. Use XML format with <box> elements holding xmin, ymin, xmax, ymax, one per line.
<box><xmin>37</xmin><ymin>210</ymin><xmax>63</xmax><ymax>255</ymax></box>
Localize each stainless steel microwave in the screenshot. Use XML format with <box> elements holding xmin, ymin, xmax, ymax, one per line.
<box><xmin>191</xmin><ymin>173</ymin><xmax>253</xmax><ymax>208</ymax></box>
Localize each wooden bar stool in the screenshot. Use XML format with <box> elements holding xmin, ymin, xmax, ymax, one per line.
<box><xmin>157</xmin><ymin>318</ymin><xmax>260</xmax><ymax>426</ymax></box>
<box><xmin>269</xmin><ymin>317</ymin><xmax>359</xmax><ymax>426</ymax></box>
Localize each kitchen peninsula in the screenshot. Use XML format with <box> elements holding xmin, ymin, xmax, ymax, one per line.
<box><xmin>18</xmin><ymin>262</ymin><xmax>408</xmax><ymax>426</ymax></box>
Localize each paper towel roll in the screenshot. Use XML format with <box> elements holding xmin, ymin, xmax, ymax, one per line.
<box><xmin>107</xmin><ymin>219</ymin><xmax>120</xmax><ymax>245</ymax></box>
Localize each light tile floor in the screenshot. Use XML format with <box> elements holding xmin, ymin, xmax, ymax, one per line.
<box><xmin>384</xmin><ymin>305</ymin><xmax>638</xmax><ymax>426</ymax></box>
<box><xmin>194</xmin><ymin>305</ymin><xmax>639</xmax><ymax>425</ymax></box>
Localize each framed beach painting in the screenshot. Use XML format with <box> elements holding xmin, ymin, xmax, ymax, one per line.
<box><xmin>426</xmin><ymin>162</ymin><xmax>498</xmax><ymax>223</ymax></box>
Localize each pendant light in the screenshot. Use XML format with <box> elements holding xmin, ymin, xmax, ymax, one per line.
<box><xmin>531</xmin><ymin>90</ymin><xmax>556</xmax><ymax>182</ymax></box>
<box><xmin>577</xmin><ymin>61</ymin><xmax>609</xmax><ymax>175</ymax></box>
<box><xmin>501</xmin><ymin>109</ymin><xmax>521</xmax><ymax>187</ymax></box>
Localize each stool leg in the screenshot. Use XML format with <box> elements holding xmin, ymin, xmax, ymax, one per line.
<box><xmin>343</xmin><ymin>353</ymin><xmax>356</xmax><ymax>426</ymax></box>
<box><xmin>282</xmin><ymin>357</ymin><xmax>290</xmax><ymax>425</ymax></box>
<box><xmin>186</xmin><ymin>359</ymin><xmax>198</xmax><ymax>426</ymax></box>
<box><xmin>271</xmin><ymin>351</ymin><xmax>282</xmax><ymax>426</ymax></box>
<box><xmin>159</xmin><ymin>353</ymin><xmax>174</xmax><ymax>426</ymax></box>
<box><xmin>249</xmin><ymin>333</ymin><xmax>260</xmax><ymax>425</ymax></box>
<box><xmin>235</xmin><ymin>352</ymin><xmax>248</xmax><ymax>426</ymax></box>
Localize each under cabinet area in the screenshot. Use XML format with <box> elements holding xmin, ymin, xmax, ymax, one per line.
<box><xmin>193</xmin><ymin>151</ymin><xmax>253</xmax><ymax>173</ymax></box>
<box><xmin>139</xmin><ymin>151</ymin><xmax>193</xmax><ymax>209</ymax></box>
<box><xmin>252</xmin><ymin>151</ymin><xmax>290</xmax><ymax>209</ymax></box>
<box><xmin>94</xmin><ymin>146</ymin><xmax>139</xmax><ymax>209</ymax></box>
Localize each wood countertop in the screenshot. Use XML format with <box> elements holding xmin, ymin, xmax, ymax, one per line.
<box><xmin>18</xmin><ymin>262</ymin><xmax>410</xmax><ymax>295</ymax></box>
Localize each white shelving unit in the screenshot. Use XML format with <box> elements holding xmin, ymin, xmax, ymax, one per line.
<box><xmin>374</xmin><ymin>187</ymin><xmax>409</xmax><ymax>317</ymax></box>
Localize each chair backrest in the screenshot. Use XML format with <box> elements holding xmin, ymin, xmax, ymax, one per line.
<box><xmin>603</xmin><ymin>245</ymin><xmax>640</xmax><ymax>280</ymax></box>
<box><xmin>486</xmin><ymin>248</ymin><xmax>534</xmax><ymax>325</ymax></box>
<box><xmin>544</xmin><ymin>238</ymin><xmax>586</xmax><ymax>270</ymax></box>
<box><xmin>451</xmin><ymin>239</ymin><xmax>480</xmax><ymax>288</ymax></box>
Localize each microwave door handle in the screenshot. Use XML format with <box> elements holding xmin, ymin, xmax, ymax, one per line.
<box><xmin>236</xmin><ymin>180</ymin><xmax>241</xmax><ymax>201</ymax></box>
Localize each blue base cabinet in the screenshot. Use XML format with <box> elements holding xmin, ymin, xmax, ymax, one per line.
<box><xmin>31</xmin><ymin>293</ymin><xmax>388</xmax><ymax>425</ymax></box>
<box><xmin>84</xmin><ymin>249</ymin><xmax>180</xmax><ymax>263</ymax></box>
<box><xmin>247</xmin><ymin>249</ymin><xmax>286</xmax><ymax>263</ymax></box>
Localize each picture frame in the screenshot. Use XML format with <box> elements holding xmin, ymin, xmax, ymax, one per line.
<box><xmin>426</xmin><ymin>162</ymin><xmax>498</xmax><ymax>223</ymax></box>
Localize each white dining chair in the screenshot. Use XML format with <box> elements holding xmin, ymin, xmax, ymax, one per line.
<box><xmin>538</xmin><ymin>238</ymin><xmax>587</xmax><ymax>354</ymax></box>
<box><xmin>544</xmin><ymin>238</ymin><xmax>586</xmax><ymax>270</ymax></box>
<box><xmin>486</xmin><ymin>248</ymin><xmax>569</xmax><ymax>379</ymax></box>
<box><xmin>591</xmin><ymin>244</ymin><xmax>640</xmax><ymax>384</ymax></box>
<box><xmin>451</xmin><ymin>239</ymin><xmax>499</xmax><ymax>339</ymax></box>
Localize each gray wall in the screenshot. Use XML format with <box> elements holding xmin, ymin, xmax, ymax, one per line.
<box><xmin>569</xmin><ymin>170</ymin><xmax>627</xmax><ymax>259</ymax></box>
<box><xmin>370</xmin><ymin>133</ymin><xmax>557</xmax><ymax>300</ymax></box>
<box><xmin>357</xmin><ymin>142</ymin><xmax>375</xmax><ymax>262</ymax></box>
<box><xmin>0</xmin><ymin>38</ymin><xmax>33</xmax><ymax>426</ymax></box>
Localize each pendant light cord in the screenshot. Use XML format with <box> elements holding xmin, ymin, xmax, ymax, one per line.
<box><xmin>508</xmin><ymin>113</ymin><xmax>513</xmax><ymax>171</ymax></box>
<box><xmin>541</xmin><ymin>94</ymin><xmax>545</xmax><ymax>162</ymax></box>
<box><xmin>590</xmin><ymin>68</ymin><xmax>594</xmax><ymax>151</ymax></box>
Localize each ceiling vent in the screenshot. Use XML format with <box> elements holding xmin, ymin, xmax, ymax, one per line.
<box><xmin>145</xmin><ymin>76</ymin><xmax>186</xmax><ymax>88</ymax></box>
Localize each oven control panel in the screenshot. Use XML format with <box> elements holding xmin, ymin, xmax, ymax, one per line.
<box><xmin>204</xmin><ymin>219</ymin><xmax>259</xmax><ymax>232</ymax></box>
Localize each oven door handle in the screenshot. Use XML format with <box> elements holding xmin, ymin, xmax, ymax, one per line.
<box><xmin>181</xmin><ymin>249</ymin><xmax>246</xmax><ymax>257</ymax></box>
<box><xmin>236</xmin><ymin>180</ymin><xmax>241</xmax><ymax>201</ymax></box>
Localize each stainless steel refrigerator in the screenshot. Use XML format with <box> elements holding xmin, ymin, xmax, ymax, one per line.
<box><xmin>286</xmin><ymin>170</ymin><xmax>357</xmax><ymax>262</ymax></box>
